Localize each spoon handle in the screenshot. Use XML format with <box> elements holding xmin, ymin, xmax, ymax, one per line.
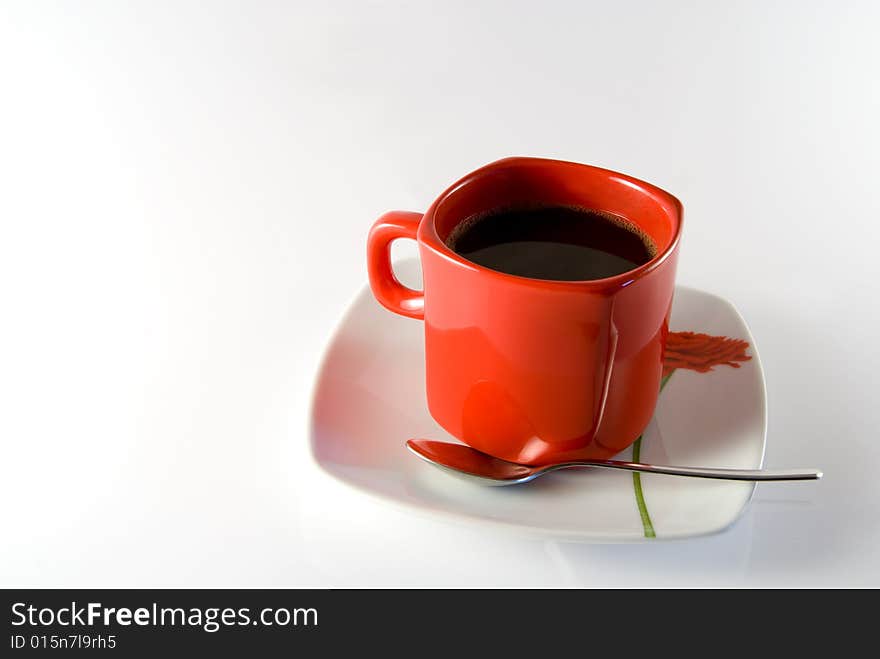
<box><xmin>551</xmin><ymin>460</ymin><xmax>822</xmax><ymax>481</ymax></box>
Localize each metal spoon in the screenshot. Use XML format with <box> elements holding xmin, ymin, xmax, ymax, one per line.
<box><xmin>406</xmin><ymin>439</ymin><xmax>822</xmax><ymax>485</ymax></box>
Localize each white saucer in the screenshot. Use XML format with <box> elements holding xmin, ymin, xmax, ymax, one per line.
<box><xmin>309</xmin><ymin>260</ymin><xmax>766</xmax><ymax>541</ymax></box>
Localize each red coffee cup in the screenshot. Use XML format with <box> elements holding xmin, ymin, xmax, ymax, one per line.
<box><xmin>367</xmin><ymin>157</ymin><xmax>682</xmax><ymax>465</ymax></box>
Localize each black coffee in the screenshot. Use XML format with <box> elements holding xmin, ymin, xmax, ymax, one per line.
<box><xmin>446</xmin><ymin>206</ymin><xmax>656</xmax><ymax>281</ymax></box>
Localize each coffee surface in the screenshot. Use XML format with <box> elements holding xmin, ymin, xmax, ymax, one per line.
<box><xmin>447</xmin><ymin>206</ymin><xmax>656</xmax><ymax>281</ymax></box>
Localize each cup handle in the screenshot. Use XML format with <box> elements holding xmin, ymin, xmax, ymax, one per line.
<box><xmin>367</xmin><ymin>211</ymin><xmax>425</xmax><ymax>320</ymax></box>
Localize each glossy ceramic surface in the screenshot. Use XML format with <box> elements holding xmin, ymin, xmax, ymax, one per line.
<box><xmin>310</xmin><ymin>263</ymin><xmax>767</xmax><ymax>541</ymax></box>
<box><xmin>367</xmin><ymin>157</ymin><xmax>682</xmax><ymax>465</ymax></box>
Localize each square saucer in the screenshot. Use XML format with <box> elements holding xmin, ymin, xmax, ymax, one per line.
<box><xmin>309</xmin><ymin>260</ymin><xmax>765</xmax><ymax>541</ymax></box>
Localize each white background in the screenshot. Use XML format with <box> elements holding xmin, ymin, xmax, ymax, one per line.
<box><xmin>1</xmin><ymin>1</ymin><xmax>878</xmax><ymax>586</ymax></box>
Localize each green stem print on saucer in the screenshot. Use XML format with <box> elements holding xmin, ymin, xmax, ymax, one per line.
<box><xmin>634</xmin><ymin>332</ymin><xmax>752</xmax><ymax>538</ymax></box>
